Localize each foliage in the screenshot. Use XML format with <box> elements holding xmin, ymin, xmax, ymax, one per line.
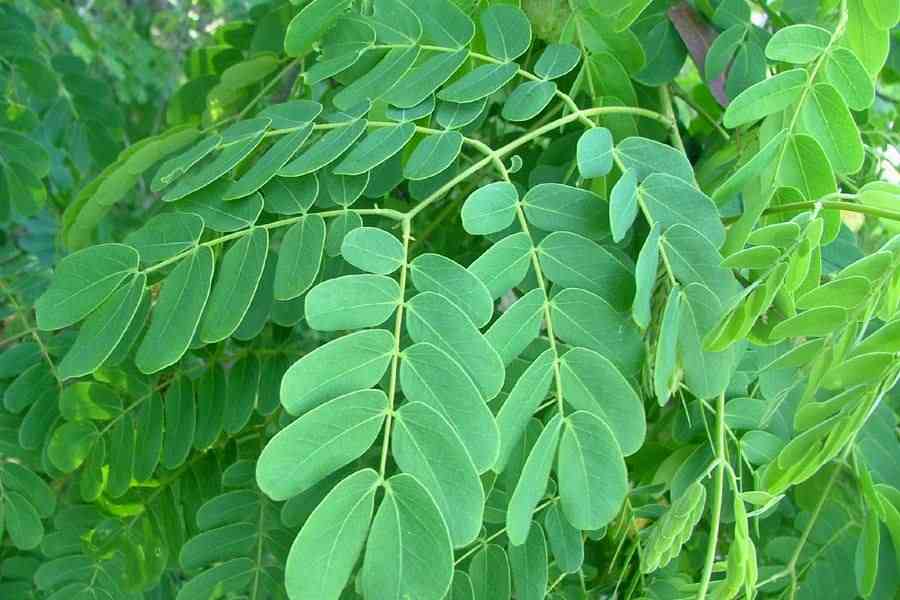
<box><xmin>1</xmin><ymin>0</ymin><xmax>900</xmax><ymax>599</ymax></box>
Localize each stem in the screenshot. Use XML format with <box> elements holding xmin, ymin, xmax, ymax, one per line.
<box><xmin>731</xmin><ymin>199</ymin><xmax>900</xmax><ymax>223</ymax></box>
<box><xmin>659</xmin><ymin>85</ymin><xmax>686</xmax><ymax>153</ymax></box>
<box><xmin>695</xmin><ymin>393</ymin><xmax>726</xmax><ymax>600</ymax></box>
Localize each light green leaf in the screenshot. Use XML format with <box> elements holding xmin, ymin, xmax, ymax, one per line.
<box><xmin>341</xmin><ymin>226</ymin><xmax>405</xmax><ymax>274</ymax></box>
<box><xmin>280</xmin><ymin>329</ymin><xmax>394</xmax><ymax>415</ymax></box>
<box><xmin>559</xmin><ymin>347</ymin><xmax>645</xmax><ymax>455</ymax></box>
<box><xmin>855</xmin><ymin>501</ymin><xmax>880</xmax><ymax>597</ymax></box>
<box><xmin>58</xmin><ymin>274</ymin><xmax>146</xmax><ymax>380</ymax></box>
<box><xmin>468</xmin><ymin>232</ymin><xmax>532</xmax><ymax>299</ymax></box>
<box><xmin>386</xmin><ymin>49</ymin><xmax>470</xmax><ymax>109</ymax></box>
<box><xmin>577</xmin><ymin>127</ymin><xmax>614</xmax><ymax>179</ymax></box>
<box><xmin>495</xmin><ymin>349</ymin><xmax>554</xmax><ymax>472</ymax></box>
<box><xmin>178</xmin><ymin>184</ymin><xmax>263</xmax><ymax>233</ymax></box>
<box><xmin>404</xmin><ymin>131</ymin><xmax>464</xmax><ymax>180</ymax></box>
<box><xmin>284</xmin><ymin>0</ymin><xmax>353</xmax><ymax>57</ymax></box>
<box><xmin>661</xmin><ymin>224</ymin><xmax>739</xmax><ymax>305</ymax></box>
<box><xmin>400</xmin><ymin>342</ymin><xmax>500</xmax><ymax>473</ymax></box>
<box><xmin>305</xmin><ymin>274</ymin><xmax>401</xmax><ymax>331</ymax></box>
<box><xmin>509</xmin><ymin>522</ymin><xmax>548</xmax><ymax>600</ymax></box>
<box><xmin>632</xmin><ymin>223</ymin><xmax>660</xmax><ymax>329</ymax></box>
<box><xmin>770</xmin><ymin>306</ymin><xmax>848</xmax><ymax>339</ymax></box>
<box><xmin>798</xmin><ymin>82</ymin><xmax>864</xmax><ymax>175</ymax></box>
<box><xmin>334</xmin><ymin>123</ymin><xmax>416</xmax><ymax>175</ymax></box>
<box><xmin>152</xmin><ymin>135</ymin><xmax>221</xmax><ymax>192</ymax></box>
<box><xmin>410</xmin><ymin>253</ymin><xmax>494</xmax><ymax>328</ymax></box>
<box><xmin>136</xmin><ymin>246</ymin><xmax>214</xmax><ymax>374</ymax></box>
<box><xmin>461</xmin><ymin>182</ymin><xmax>519</xmax><ymax>236</ymax></box>
<box><xmin>284</xmin><ymin>469</ymin><xmax>378</xmax><ymax>600</ymax></box>
<box><xmin>35</xmin><ymin>243</ymin><xmax>139</xmax><ymax>331</ymax></box>
<box><xmin>469</xmin><ymin>544</ymin><xmax>511</xmax><ymax>600</ymax></box>
<box><xmin>863</xmin><ymin>0</ymin><xmax>900</xmax><ymax>28</ymax></box>
<box><xmin>615</xmin><ymin>136</ymin><xmax>694</xmax><ymax>182</ymax></box>
<box><xmin>502</xmin><ymin>80</ymin><xmax>556</xmax><ymax>122</ymax></box>
<box><xmin>523</xmin><ymin>183</ymin><xmax>610</xmax><ymax>241</ymax></box>
<box><xmin>274</xmin><ymin>214</ymin><xmax>325</xmax><ymax>300</ymax></box>
<box><xmin>723</xmin><ymin>68</ymin><xmax>808</xmax><ymax>128</ymax></box>
<box><xmin>438</xmin><ymin>62</ymin><xmax>519</xmax><ymax>103</ymax></box>
<box><xmin>711</xmin><ymin>129</ymin><xmax>787</xmax><ymax>206</ymax></box>
<box><xmin>639</xmin><ymin>173</ymin><xmax>725</xmax><ymax>248</ymax></box>
<box><xmin>653</xmin><ymin>286</ymin><xmax>681</xmax><ymax>406</ymax></box>
<box><xmin>796</xmin><ymin>275</ymin><xmax>870</xmax><ymax>309</ymax></box>
<box><xmin>124</xmin><ymin>213</ymin><xmax>204</xmax><ymax>265</ymax></box>
<box><xmin>480</xmin><ymin>5</ymin><xmax>531</xmax><ymax>61</ymax></box>
<box><xmin>225</xmin><ymin>126</ymin><xmax>312</xmax><ymax>200</ymax></box>
<box><xmin>48</xmin><ymin>421</ymin><xmax>99</xmax><ymax>473</ymax></box>
<box><xmin>507</xmin><ymin>415</ymin><xmax>563</xmax><ymax>545</ymax></box>
<box><xmin>551</xmin><ymin>287</ymin><xmax>644</xmax><ymax>377</ymax></box>
<box><xmin>406</xmin><ymin>292</ymin><xmax>505</xmax><ymax>400</ymax></box>
<box><xmin>765</xmin><ymin>25</ymin><xmax>831</xmax><ymax>63</ymax></box>
<box><xmin>393</xmin><ymin>401</ymin><xmax>484</xmax><ymax>547</ymax></box>
<box><xmin>534</xmin><ymin>43</ymin><xmax>580</xmax><ymax>79</ymax></box>
<box><xmin>485</xmin><ymin>288</ymin><xmax>545</xmax><ymax>364</ymax></box>
<box><xmin>257</xmin><ymin>389</ymin><xmax>387</xmax><ymax>501</ymax></box>
<box><xmin>333</xmin><ymin>47</ymin><xmax>420</xmax><ymax>111</ymax></box>
<box><xmin>537</xmin><ymin>231</ymin><xmax>633</xmax><ymax>310</ymax></box>
<box><xmin>825</xmin><ymin>47</ymin><xmax>875</xmax><ymax>111</ymax></box>
<box><xmin>558</xmin><ymin>411</ymin><xmax>627</xmax><ymax>530</ymax></box>
<box><xmin>199</xmin><ymin>228</ymin><xmax>268</xmax><ymax>343</ymax></box>
<box><xmin>678</xmin><ymin>284</ymin><xmax>733</xmax><ymax>400</ymax></box>
<box><xmin>361</xmin><ymin>473</ymin><xmax>454</xmax><ymax>600</ymax></box>
<box><xmin>279</xmin><ymin>119</ymin><xmax>368</xmax><ymax>177</ymax></box>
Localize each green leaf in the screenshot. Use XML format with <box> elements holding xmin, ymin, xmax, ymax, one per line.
<box><xmin>321</xmin><ymin>169</ymin><xmax>369</xmax><ymax>207</ymax></box>
<box><xmin>406</xmin><ymin>292</ymin><xmax>505</xmax><ymax>400</ymax></box>
<box><xmin>257</xmin><ymin>389</ymin><xmax>387</xmax><ymax>501</ymax></box>
<box><xmin>509</xmin><ymin>522</ymin><xmax>548</xmax><ymax>600</ymax></box>
<box><xmin>386</xmin><ymin>49</ymin><xmax>470</xmax><ymax>109</ymax></box>
<box><xmin>770</xmin><ymin>306</ymin><xmax>848</xmax><ymax>339</ymax></box>
<box><xmin>179</xmin><ymin>522</ymin><xmax>256</xmax><ymax>570</ymax></box>
<box><xmin>333</xmin><ymin>47</ymin><xmax>421</xmax><ymax>111</ymax></box>
<box><xmin>450</xmin><ymin>571</ymin><xmax>476</xmax><ymax>600</ymax></box>
<box><xmin>392</xmin><ymin>401</ymin><xmax>484</xmax><ymax>547</ymax></box>
<box><xmin>224</xmin><ymin>126</ymin><xmax>312</xmax><ymax>200</ymax></box>
<box><xmin>438</xmin><ymin>63</ymin><xmax>519</xmax><ymax>103</ymax></box>
<box><xmin>404</xmin><ymin>131</ymin><xmax>464</xmax><ymax>180</ymax></box>
<box><xmin>163</xmin><ymin>121</ymin><xmax>269</xmax><ymax>203</ymax></box>
<box><xmin>678</xmin><ymin>284</ymin><xmax>733</xmax><ymax>400</ymax></box>
<box><xmin>544</xmin><ymin>502</ymin><xmax>583</xmax><ymax>573</ymax></box>
<box><xmin>468</xmin><ymin>232</ymin><xmax>533</xmax><ymax>299</ymax></box>
<box><xmin>558</xmin><ymin>411</ymin><xmax>627</xmax><ymax>530</ymax></box>
<box><xmin>199</xmin><ymin>228</ymin><xmax>268</xmax><ymax>343</ymax></box>
<box><xmin>855</xmin><ymin>503</ymin><xmax>880</xmax><ymax>597</ymax></box>
<box><xmin>152</xmin><ymin>135</ymin><xmax>221</xmax><ymax>192</ymax></box>
<box><xmin>48</xmin><ymin>420</ymin><xmax>99</xmax><ymax>473</ymax></box>
<box><xmin>36</xmin><ymin>243</ymin><xmax>139</xmax><ymax>331</ymax></box>
<box><xmin>534</xmin><ymin>43</ymin><xmax>580</xmax><ymax>79</ymax></box>
<box><xmin>723</xmin><ymin>68</ymin><xmax>808</xmax><ymax>128</ymax></box>
<box><xmin>135</xmin><ymin>246</ymin><xmax>214</xmax><ymax>374</ymax></box>
<box><xmin>223</xmin><ymin>354</ymin><xmax>260</xmax><ymax>433</ymax></box>
<box><xmin>551</xmin><ymin>287</ymin><xmax>644</xmax><ymax>377</ymax></box>
<box><xmin>0</xmin><ymin>463</ymin><xmax>55</xmax><ymax>518</ymax></box>
<box><xmin>193</xmin><ymin>365</ymin><xmax>226</xmax><ymax>449</ymax></box>
<box><xmin>615</xmin><ymin>136</ymin><xmax>694</xmax><ymax>183</ymax></box>
<box><xmin>632</xmin><ymin>223</ymin><xmax>660</xmax><ymax>329</ymax></box>
<box><xmin>863</xmin><ymin>0</ymin><xmax>900</xmax><ymax>28</ymax></box>
<box><xmin>559</xmin><ymin>347</ymin><xmax>645</xmax><ymax>454</ymax></box>
<box><xmin>711</xmin><ymin>129</ymin><xmax>787</xmax><ymax>206</ymax></box>
<box><xmin>280</xmin><ymin>119</ymin><xmax>368</xmax><ymax>177</ymax></box>
<box><xmin>341</xmin><ymin>226</ymin><xmax>405</xmax><ymax>274</ymax></box>
<box><xmin>508</xmin><ymin>415</ymin><xmax>562</xmax><ymax>545</ymax></box>
<box><xmin>538</xmin><ymin>231</ymin><xmax>633</xmax><ymax>310</ymax></box>
<box><xmin>706</xmin><ymin>24</ymin><xmax>746</xmax><ymax>80</ymax></box>
<box><xmin>523</xmin><ymin>183</ymin><xmax>610</xmax><ymax>241</ymax></box>
<box><xmin>283</xmin><ymin>469</ymin><xmax>378</xmax><ymax>600</ymax></box>
<box><xmin>176</xmin><ymin>558</ymin><xmax>254</xmax><ymax>600</ymax></box>
<box><xmin>305</xmin><ymin>274</ymin><xmax>401</xmax><ymax>331</ymax></box>
<box><xmin>469</xmin><ymin>544</ymin><xmax>511</xmax><ymax>600</ymax></box>
<box><xmin>502</xmin><ymin>80</ymin><xmax>556</xmax><ymax>122</ymax></box>
<box><xmin>577</xmin><ymin>127</ymin><xmax>614</xmax><ymax>179</ymax></box>
<box><xmin>796</xmin><ymin>275</ymin><xmax>870</xmax><ymax>310</ymax></box>
<box><xmin>4</xmin><ymin>491</ymin><xmax>43</xmax><ymax>550</ymax></box>
<box><xmin>823</xmin><ymin>49</ymin><xmax>875</xmax><ymax>113</ymax></box>
<box><xmin>58</xmin><ymin>274</ymin><xmax>146</xmax><ymax>380</ymax></box>
<box><xmin>494</xmin><ymin>349</ymin><xmax>554</xmax><ymax>472</ymax></box>
<box><xmin>417</xmin><ymin>0</ymin><xmax>475</xmax><ymax>46</ymax></box>
<box><xmin>259</xmin><ymin>100</ymin><xmax>323</xmax><ymax>129</ymax></box>
<box><xmin>653</xmin><ymin>286</ymin><xmax>681</xmax><ymax>406</ymax></box>
<box><xmin>461</xmin><ymin>182</ymin><xmax>519</xmax><ymax>236</ymax></box>
<box><xmin>765</xmin><ymin>25</ymin><xmax>831</xmax><ymax>63</ymax></box>
<box><xmin>400</xmin><ymin>342</ymin><xmax>500</xmax><ymax>473</ymax></box>
<box><xmin>162</xmin><ymin>376</ymin><xmax>195</xmax><ymax>469</ymax></box>
<box><xmin>410</xmin><ymin>253</ymin><xmax>494</xmax><ymax>328</ymax></box>
<box><xmin>261</xmin><ymin>175</ymin><xmax>319</xmax><ymax>214</ymax></box>
<box><xmin>334</xmin><ymin>123</ymin><xmax>416</xmax><ymax>175</ymax></box>
<box><xmin>798</xmin><ymin>82</ymin><xmax>864</xmax><ymax>176</ymax></box>
<box><xmin>485</xmin><ymin>288</ymin><xmax>545</xmax><ymax>364</ymax></box>
<box><xmin>639</xmin><ymin>173</ymin><xmax>725</xmax><ymax>248</ymax></box>
<box><xmin>124</xmin><ymin>213</ymin><xmax>204</xmax><ymax>265</ymax></box>
<box><xmin>284</xmin><ymin>0</ymin><xmax>354</xmax><ymax>57</ymax></box>
<box><xmin>326</xmin><ymin>211</ymin><xmax>363</xmax><ymax>256</ymax></box>
<box><xmin>436</xmin><ymin>98</ymin><xmax>487</xmax><ymax>129</ymax></box>
<box><xmin>280</xmin><ymin>329</ymin><xmax>394</xmax><ymax>415</ymax></box>
<box><xmin>178</xmin><ymin>184</ymin><xmax>263</xmax><ymax>233</ymax></box>
<box><xmin>852</xmin><ymin>319</ymin><xmax>900</xmax><ymax>356</ymax></box>
<box><xmin>275</xmin><ymin>214</ymin><xmax>326</xmax><ymax>300</ymax></box>
<box><xmin>480</xmin><ymin>5</ymin><xmax>531</xmax><ymax>61</ymax></box>
<box><xmin>361</xmin><ymin>473</ymin><xmax>454</xmax><ymax>600</ymax></box>
<box><xmin>661</xmin><ymin>224</ymin><xmax>739</xmax><ymax>305</ymax></box>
